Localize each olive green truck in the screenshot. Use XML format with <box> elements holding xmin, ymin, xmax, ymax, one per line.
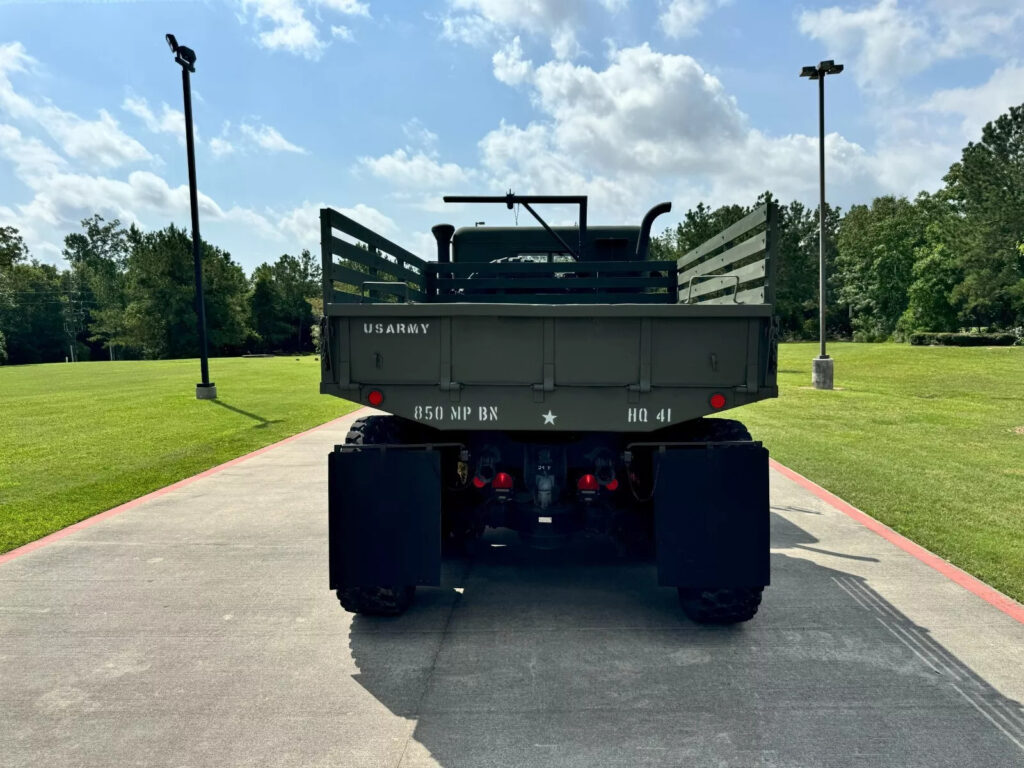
<box><xmin>321</xmin><ymin>194</ymin><xmax>778</xmax><ymax>622</ymax></box>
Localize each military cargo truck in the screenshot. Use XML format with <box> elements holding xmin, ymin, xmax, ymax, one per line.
<box><xmin>321</xmin><ymin>193</ymin><xmax>778</xmax><ymax>622</ymax></box>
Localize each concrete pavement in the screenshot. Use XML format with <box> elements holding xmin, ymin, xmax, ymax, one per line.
<box><xmin>1</xmin><ymin>407</ymin><xmax>1022</xmax><ymax>767</ymax></box>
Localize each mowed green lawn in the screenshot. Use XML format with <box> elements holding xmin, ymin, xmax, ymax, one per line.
<box><xmin>739</xmin><ymin>342</ymin><xmax>1023</xmax><ymax>603</ymax></box>
<box><xmin>0</xmin><ymin>357</ymin><xmax>358</xmax><ymax>554</ymax></box>
<box><xmin>1</xmin><ymin>345</ymin><xmax>1021</xmax><ymax>604</ymax></box>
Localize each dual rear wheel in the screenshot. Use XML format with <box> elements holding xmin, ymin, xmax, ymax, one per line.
<box><xmin>336</xmin><ymin>415</ymin><xmax>764</xmax><ymax>623</ymax></box>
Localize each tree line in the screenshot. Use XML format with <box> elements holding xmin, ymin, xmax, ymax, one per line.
<box><xmin>2</xmin><ymin>103</ymin><xmax>1022</xmax><ymax>364</ymax></box>
<box><xmin>653</xmin><ymin>104</ymin><xmax>1024</xmax><ymax>342</ymax></box>
<box><xmin>0</xmin><ymin>217</ymin><xmax>321</xmax><ymax>365</ymax></box>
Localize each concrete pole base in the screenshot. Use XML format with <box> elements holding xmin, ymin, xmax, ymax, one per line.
<box><xmin>812</xmin><ymin>356</ymin><xmax>833</xmax><ymax>390</ymax></box>
<box><xmin>196</xmin><ymin>383</ymin><xmax>217</xmax><ymax>400</ymax></box>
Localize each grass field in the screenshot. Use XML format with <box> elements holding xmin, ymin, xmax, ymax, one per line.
<box><xmin>739</xmin><ymin>342</ymin><xmax>1024</xmax><ymax>603</ymax></box>
<box><xmin>1</xmin><ymin>345</ymin><xmax>1021</xmax><ymax>604</ymax></box>
<box><xmin>0</xmin><ymin>357</ymin><xmax>358</xmax><ymax>554</ymax></box>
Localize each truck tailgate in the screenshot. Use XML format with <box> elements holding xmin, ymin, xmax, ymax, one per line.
<box><xmin>322</xmin><ymin>303</ymin><xmax>776</xmax><ymax>432</ymax></box>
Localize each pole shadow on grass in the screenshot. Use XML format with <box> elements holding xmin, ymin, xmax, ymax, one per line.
<box><xmin>344</xmin><ymin>512</ymin><xmax>1024</xmax><ymax>768</ymax></box>
<box><xmin>208</xmin><ymin>400</ymin><xmax>282</xmax><ymax>429</ymax></box>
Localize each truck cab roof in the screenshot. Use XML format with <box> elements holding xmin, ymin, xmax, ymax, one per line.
<box><xmin>451</xmin><ymin>225</ymin><xmax>641</xmax><ymax>263</ymax></box>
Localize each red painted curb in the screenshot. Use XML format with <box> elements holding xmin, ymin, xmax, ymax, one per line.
<box><xmin>0</xmin><ymin>408</ymin><xmax>368</xmax><ymax>566</ymax></box>
<box><xmin>770</xmin><ymin>458</ymin><xmax>1024</xmax><ymax>625</ymax></box>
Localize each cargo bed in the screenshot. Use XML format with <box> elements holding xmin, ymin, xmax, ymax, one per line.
<box><xmin>319</xmin><ymin>201</ymin><xmax>779</xmax><ymax>432</ymax></box>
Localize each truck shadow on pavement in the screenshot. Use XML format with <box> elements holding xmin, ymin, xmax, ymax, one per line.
<box><xmin>345</xmin><ymin>512</ymin><xmax>1024</xmax><ymax>768</ymax></box>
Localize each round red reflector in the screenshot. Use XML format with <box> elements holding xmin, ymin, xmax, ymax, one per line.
<box><xmin>710</xmin><ymin>393</ymin><xmax>726</xmax><ymax>410</ymax></box>
<box><xmin>577</xmin><ymin>474</ymin><xmax>599</xmax><ymax>492</ymax></box>
<box><xmin>493</xmin><ymin>472</ymin><xmax>514</xmax><ymax>490</ymax></box>
<box><xmin>605</xmin><ymin>478</ymin><xmax>619</xmax><ymax>491</ymax></box>
<box><xmin>472</xmin><ymin>476</ymin><xmax>487</xmax><ymax>489</ymax></box>
<box><xmin>367</xmin><ymin>389</ymin><xmax>384</xmax><ymax>406</ymax></box>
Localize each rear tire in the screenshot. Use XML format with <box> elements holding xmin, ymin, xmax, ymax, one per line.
<box><xmin>665</xmin><ymin>420</ymin><xmax>764</xmax><ymax>624</ymax></box>
<box><xmin>653</xmin><ymin>417</ymin><xmax>752</xmax><ymax>443</ymax></box>
<box><xmin>337</xmin><ymin>416</ymin><xmax>418</xmax><ymax>616</ymax></box>
<box><xmin>338</xmin><ymin>586</ymin><xmax>415</xmax><ymax>616</ymax></box>
<box><xmin>678</xmin><ymin>586</ymin><xmax>763</xmax><ymax>624</ymax></box>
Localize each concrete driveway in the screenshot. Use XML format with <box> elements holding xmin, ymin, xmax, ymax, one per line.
<box><xmin>1</xmin><ymin>408</ymin><xmax>1022</xmax><ymax>767</ymax></box>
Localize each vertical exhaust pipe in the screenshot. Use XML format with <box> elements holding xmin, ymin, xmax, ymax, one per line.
<box><xmin>636</xmin><ymin>202</ymin><xmax>672</xmax><ymax>260</ymax></box>
<box><xmin>431</xmin><ymin>224</ymin><xmax>454</xmax><ymax>264</ymax></box>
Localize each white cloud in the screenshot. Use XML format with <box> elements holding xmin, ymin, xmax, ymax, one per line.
<box><xmin>441</xmin><ymin>0</ymin><xmax>586</xmax><ymax>59</ymax></box>
<box><xmin>331</xmin><ymin>25</ymin><xmax>354</xmax><ymax>41</ymax></box>
<box><xmin>122</xmin><ymin>96</ymin><xmax>186</xmax><ymax>142</ymax></box>
<box><xmin>472</xmin><ymin>43</ymin><xmax>884</xmax><ymax>220</ymax></box>
<box><xmin>439</xmin><ymin>13</ymin><xmax>499</xmax><ymax>47</ymax></box>
<box><xmin>658</xmin><ymin>0</ymin><xmax>726</xmax><ymax>38</ymax></box>
<box><xmin>277</xmin><ymin>200</ymin><xmax>397</xmax><ymax>252</ymax></box>
<box><xmin>492</xmin><ymin>36</ymin><xmax>533</xmax><ymax>85</ymax></box>
<box><xmin>360</xmin><ymin>148</ymin><xmax>472</xmax><ymax>188</ymax></box>
<box><xmin>798</xmin><ymin>0</ymin><xmax>1024</xmax><ymax>93</ymax></box>
<box><xmin>550</xmin><ymin>27</ymin><xmax>580</xmax><ymax>61</ymax></box>
<box><xmin>448</xmin><ymin>0</ymin><xmax>577</xmax><ymax>31</ymax></box>
<box><xmin>0</xmin><ymin>42</ymin><xmax>150</xmax><ymax>169</ymax></box>
<box><xmin>210</xmin><ymin>137</ymin><xmax>237</xmax><ymax>157</ymax></box>
<box><xmin>240</xmin><ymin>0</ymin><xmax>371</xmax><ymax>57</ymax></box>
<box><xmin>402</xmin><ymin>118</ymin><xmax>438</xmax><ymax>148</ymax></box>
<box><xmin>317</xmin><ymin>0</ymin><xmax>370</xmax><ymax>16</ymax></box>
<box><xmin>0</xmin><ymin>123</ymin><xmax>67</xmax><ymax>183</ymax></box>
<box><xmin>924</xmin><ymin>61</ymin><xmax>1024</xmax><ymax>139</ymax></box>
<box><xmin>529</xmin><ymin>44</ymin><xmax>747</xmax><ymax>175</ymax></box>
<box><xmin>241</xmin><ymin>0</ymin><xmax>326</xmax><ymax>59</ymax></box>
<box><xmin>239</xmin><ymin>122</ymin><xmax>308</xmax><ymax>154</ymax></box>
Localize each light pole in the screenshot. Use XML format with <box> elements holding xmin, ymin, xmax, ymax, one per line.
<box><xmin>166</xmin><ymin>33</ymin><xmax>216</xmax><ymax>400</ymax></box>
<box><xmin>800</xmin><ymin>59</ymin><xmax>843</xmax><ymax>391</ymax></box>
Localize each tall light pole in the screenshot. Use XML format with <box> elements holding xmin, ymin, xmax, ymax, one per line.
<box><xmin>800</xmin><ymin>59</ymin><xmax>843</xmax><ymax>391</ymax></box>
<box><xmin>167</xmin><ymin>33</ymin><xmax>216</xmax><ymax>400</ymax></box>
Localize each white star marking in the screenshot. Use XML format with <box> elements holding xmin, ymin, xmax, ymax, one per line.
<box><xmin>542</xmin><ymin>410</ymin><xmax>557</xmax><ymax>425</ymax></box>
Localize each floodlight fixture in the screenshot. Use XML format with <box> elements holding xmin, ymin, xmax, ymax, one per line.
<box><xmin>800</xmin><ymin>65</ymin><xmax>819</xmax><ymax>79</ymax></box>
<box><xmin>166</xmin><ymin>32</ymin><xmax>196</xmax><ymax>72</ymax></box>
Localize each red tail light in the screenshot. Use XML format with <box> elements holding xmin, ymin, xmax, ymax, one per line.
<box><xmin>493</xmin><ymin>472</ymin><xmax>514</xmax><ymax>490</ymax></box>
<box><xmin>709</xmin><ymin>393</ymin><xmax>726</xmax><ymax>409</ymax></box>
<box><xmin>472</xmin><ymin>476</ymin><xmax>487</xmax><ymax>489</ymax></box>
<box><xmin>577</xmin><ymin>474</ymin><xmax>599</xmax><ymax>492</ymax></box>
<box><xmin>367</xmin><ymin>389</ymin><xmax>384</xmax><ymax>406</ymax></box>
<box><xmin>605</xmin><ymin>478</ymin><xmax>619</xmax><ymax>491</ymax></box>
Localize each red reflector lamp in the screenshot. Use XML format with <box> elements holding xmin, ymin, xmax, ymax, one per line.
<box><xmin>367</xmin><ymin>389</ymin><xmax>384</xmax><ymax>407</ymax></box>
<box><xmin>709</xmin><ymin>393</ymin><xmax>726</xmax><ymax>410</ymax></box>
<box><xmin>493</xmin><ymin>472</ymin><xmax>514</xmax><ymax>490</ymax></box>
<box><xmin>605</xmin><ymin>478</ymin><xmax>619</xmax><ymax>491</ymax></box>
<box><xmin>472</xmin><ymin>475</ymin><xmax>487</xmax><ymax>489</ymax></box>
<box><xmin>577</xmin><ymin>474</ymin><xmax>599</xmax><ymax>492</ymax></box>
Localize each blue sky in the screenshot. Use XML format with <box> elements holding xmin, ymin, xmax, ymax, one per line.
<box><xmin>1</xmin><ymin>0</ymin><xmax>1022</xmax><ymax>272</ymax></box>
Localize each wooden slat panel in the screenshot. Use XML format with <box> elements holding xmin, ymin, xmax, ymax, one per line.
<box><xmin>679</xmin><ymin>258</ymin><xmax>767</xmax><ymax>301</ymax></box>
<box><xmin>330</xmin><ymin>263</ymin><xmax>374</xmax><ymax>288</ymax></box>
<box><xmin>330</xmin><ymin>289</ymin><xmax>364</xmax><ymax>304</ymax></box>
<box><xmin>677</xmin><ymin>205</ymin><xmax>768</xmax><ymax>268</ymax></box>
<box><xmin>433</xmin><ymin>260</ymin><xmax>676</xmax><ymax>276</ymax></box>
<box><xmin>331</xmin><ymin>238</ymin><xmax>424</xmax><ymax>285</ymax></box>
<box><xmin>678</xmin><ymin>231</ymin><xmax>766</xmax><ymax>283</ymax></box>
<box><xmin>436</xmin><ymin>276</ymin><xmax>673</xmax><ymax>292</ymax></box>
<box><xmin>364</xmin><ymin>284</ymin><xmax>426</xmax><ymax>302</ymax></box>
<box><xmin>693</xmin><ymin>285</ymin><xmax>766</xmax><ymax>305</ymax></box>
<box><xmin>327</xmin><ymin>209</ymin><xmax>426</xmax><ymax>267</ymax></box>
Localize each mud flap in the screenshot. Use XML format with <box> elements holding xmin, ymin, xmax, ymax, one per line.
<box><xmin>328</xmin><ymin>447</ymin><xmax>442</xmax><ymax>588</ymax></box>
<box><xmin>653</xmin><ymin>443</ymin><xmax>770</xmax><ymax>589</ymax></box>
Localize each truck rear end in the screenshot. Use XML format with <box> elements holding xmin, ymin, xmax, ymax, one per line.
<box><xmin>321</xmin><ymin>195</ymin><xmax>779</xmax><ymax>622</ymax></box>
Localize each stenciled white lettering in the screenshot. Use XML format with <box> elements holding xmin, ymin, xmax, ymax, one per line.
<box><xmin>362</xmin><ymin>322</ymin><xmax>432</xmax><ymax>335</ymax></box>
